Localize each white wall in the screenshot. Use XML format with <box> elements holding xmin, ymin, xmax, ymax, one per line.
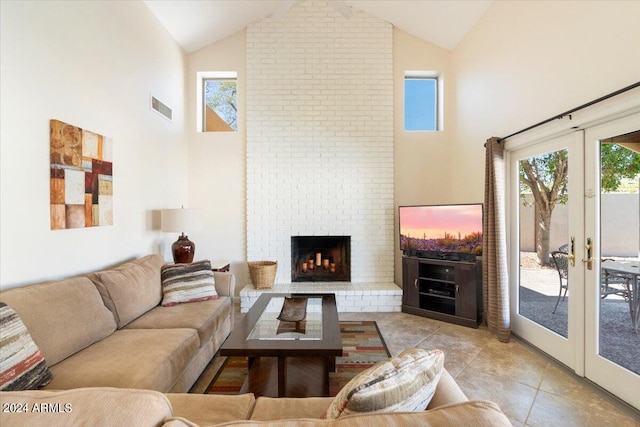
<box><xmin>393</xmin><ymin>29</ymin><xmax>454</xmax><ymax>285</ymax></box>
<box><xmin>0</xmin><ymin>1</ymin><xmax>187</xmax><ymax>289</ymax></box>
<box><xmin>185</xmin><ymin>15</ymin><xmax>450</xmax><ymax>292</ymax></box>
<box><xmin>12</xmin><ymin>1</ymin><xmax>633</xmax><ymax>291</ymax></box>
<box><xmin>245</xmin><ymin>0</ymin><xmax>394</xmax><ymax>284</ymax></box>
<box><xmin>185</xmin><ymin>1</ymin><xmax>640</xmax><ymax>290</ymax></box>
<box><xmin>451</xmin><ymin>0</ymin><xmax>640</xmax><ymax>203</ymax></box>
<box><xmin>187</xmin><ymin>31</ymin><xmax>248</xmax><ymax>289</ymax></box>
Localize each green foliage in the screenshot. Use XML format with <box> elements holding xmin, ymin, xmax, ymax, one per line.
<box><xmin>519</xmin><ymin>149</ymin><xmax>568</xmax><ymax>208</ymax></box>
<box><xmin>600</xmin><ymin>144</ymin><xmax>640</xmax><ymax>192</ymax></box>
<box><xmin>520</xmin><ymin>144</ymin><xmax>640</xmax><ymax>206</ymax></box>
<box><xmin>519</xmin><ymin>143</ymin><xmax>639</xmax><ymax>266</ymax></box>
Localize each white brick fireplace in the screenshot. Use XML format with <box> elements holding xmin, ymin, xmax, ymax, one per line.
<box><xmin>243</xmin><ymin>0</ymin><xmax>400</xmax><ymax>311</ymax></box>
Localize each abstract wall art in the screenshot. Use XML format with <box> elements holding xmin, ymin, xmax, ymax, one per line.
<box><xmin>50</xmin><ymin>119</ymin><xmax>113</xmax><ymax>230</ymax></box>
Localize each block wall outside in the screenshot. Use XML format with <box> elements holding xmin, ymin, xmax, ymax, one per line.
<box><xmin>520</xmin><ymin>193</ymin><xmax>639</xmax><ymax>257</ymax></box>
<box><xmin>246</xmin><ymin>0</ymin><xmax>394</xmax><ymax>284</ymax></box>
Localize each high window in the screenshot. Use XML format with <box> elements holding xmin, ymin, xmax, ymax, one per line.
<box><xmin>197</xmin><ymin>71</ymin><xmax>237</xmax><ymax>132</ymax></box>
<box><xmin>404</xmin><ymin>71</ymin><xmax>441</xmax><ymax>132</ymax></box>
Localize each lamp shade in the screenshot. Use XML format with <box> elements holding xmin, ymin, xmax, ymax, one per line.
<box><xmin>161</xmin><ymin>208</ymin><xmax>203</xmax><ymax>233</ymax></box>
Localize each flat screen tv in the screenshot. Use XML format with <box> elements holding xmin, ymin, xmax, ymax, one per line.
<box><xmin>399</xmin><ymin>204</ymin><xmax>483</xmax><ymax>260</ymax></box>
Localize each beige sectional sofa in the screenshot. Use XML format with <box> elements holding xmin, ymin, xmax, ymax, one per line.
<box><xmin>0</xmin><ymin>254</ymin><xmax>512</xmax><ymax>426</ymax></box>
<box><xmin>0</xmin><ymin>371</ymin><xmax>512</xmax><ymax>426</ymax></box>
<box><xmin>0</xmin><ymin>254</ymin><xmax>235</xmax><ymax>393</ymax></box>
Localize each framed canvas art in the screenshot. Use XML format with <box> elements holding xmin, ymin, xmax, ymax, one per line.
<box><xmin>50</xmin><ymin>119</ymin><xmax>113</xmax><ymax>230</ymax></box>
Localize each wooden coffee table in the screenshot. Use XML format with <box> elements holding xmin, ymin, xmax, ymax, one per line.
<box><xmin>220</xmin><ymin>293</ymin><xmax>342</xmax><ymax>397</ymax></box>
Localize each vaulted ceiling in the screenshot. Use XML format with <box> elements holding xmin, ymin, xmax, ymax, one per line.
<box><xmin>143</xmin><ymin>0</ymin><xmax>493</xmax><ymax>53</ymax></box>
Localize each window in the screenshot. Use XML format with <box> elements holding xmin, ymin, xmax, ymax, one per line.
<box><xmin>404</xmin><ymin>71</ymin><xmax>441</xmax><ymax>132</ymax></box>
<box><xmin>197</xmin><ymin>71</ymin><xmax>237</xmax><ymax>132</ymax></box>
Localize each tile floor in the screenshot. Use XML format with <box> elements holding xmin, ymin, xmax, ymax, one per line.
<box><xmin>339</xmin><ymin>310</ymin><xmax>640</xmax><ymax>427</ymax></box>
<box><xmin>196</xmin><ymin>302</ymin><xmax>640</xmax><ymax>426</ymax></box>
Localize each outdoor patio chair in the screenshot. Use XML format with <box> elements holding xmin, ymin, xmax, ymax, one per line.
<box><xmin>551</xmin><ymin>250</ymin><xmax>569</xmax><ymax>314</ymax></box>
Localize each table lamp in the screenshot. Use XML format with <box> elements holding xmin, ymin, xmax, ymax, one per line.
<box><xmin>161</xmin><ymin>208</ymin><xmax>203</xmax><ymax>263</ymax></box>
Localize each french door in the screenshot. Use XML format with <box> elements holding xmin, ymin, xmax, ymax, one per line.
<box><xmin>508</xmin><ymin>112</ymin><xmax>640</xmax><ymax>410</ymax></box>
<box><xmin>583</xmin><ymin>114</ymin><xmax>640</xmax><ymax>408</ymax></box>
<box><xmin>508</xmin><ymin>132</ymin><xmax>584</xmax><ymax>372</ymax></box>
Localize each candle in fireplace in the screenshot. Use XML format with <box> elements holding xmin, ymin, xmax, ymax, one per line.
<box><xmin>308</xmin><ymin>259</ymin><xmax>314</xmax><ymax>270</ymax></box>
<box><xmin>323</xmin><ymin>259</ymin><xmax>329</xmax><ymax>269</ymax></box>
<box><xmin>302</xmin><ymin>262</ymin><xmax>307</xmax><ymax>272</ymax></box>
<box><xmin>316</xmin><ymin>252</ymin><xmax>321</xmax><ymax>267</ymax></box>
<box><xmin>330</xmin><ymin>262</ymin><xmax>336</xmax><ymax>273</ymax></box>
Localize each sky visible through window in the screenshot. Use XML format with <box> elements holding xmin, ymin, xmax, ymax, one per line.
<box><xmin>405</xmin><ymin>78</ymin><xmax>436</xmax><ymax>131</ymax></box>
<box><xmin>204</xmin><ymin>79</ymin><xmax>237</xmax><ymax>131</ymax></box>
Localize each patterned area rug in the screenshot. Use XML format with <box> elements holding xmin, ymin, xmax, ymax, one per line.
<box><xmin>206</xmin><ymin>321</ymin><xmax>390</xmax><ymax>396</ymax></box>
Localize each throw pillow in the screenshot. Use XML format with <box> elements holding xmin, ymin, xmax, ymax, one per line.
<box><xmin>161</xmin><ymin>260</ymin><xmax>218</xmax><ymax>307</ymax></box>
<box><xmin>324</xmin><ymin>348</ymin><xmax>444</xmax><ymax>419</ymax></box>
<box><xmin>0</xmin><ymin>302</ymin><xmax>53</xmax><ymax>391</ymax></box>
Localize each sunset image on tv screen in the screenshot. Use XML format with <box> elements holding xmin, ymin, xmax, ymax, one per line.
<box><xmin>399</xmin><ymin>204</ymin><xmax>483</xmax><ymax>254</ymax></box>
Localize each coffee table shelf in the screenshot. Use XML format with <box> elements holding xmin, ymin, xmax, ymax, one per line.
<box><xmin>220</xmin><ymin>293</ymin><xmax>342</xmax><ymax>397</ymax></box>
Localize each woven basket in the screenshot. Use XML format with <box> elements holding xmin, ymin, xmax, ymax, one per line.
<box><xmin>248</xmin><ymin>261</ymin><xmax>277</xmax><ymax>289</ymax></box>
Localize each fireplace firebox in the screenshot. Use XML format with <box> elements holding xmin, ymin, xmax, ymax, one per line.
<box><xmin>291</xmin><ymin>236</ymin><xmax>350</xmax><ymax>282</ymax></box>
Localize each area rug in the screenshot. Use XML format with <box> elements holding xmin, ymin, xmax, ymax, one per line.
<box><xmin>206</xmin><ymin>321</ymin><xmax>390</xmax><ymax>396</ymax></box>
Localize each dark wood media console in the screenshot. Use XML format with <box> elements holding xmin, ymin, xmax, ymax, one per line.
<box><xmin>402</xmin><ymin>256</ymin><xmax>482</xmax><ymax>328</ymax></box>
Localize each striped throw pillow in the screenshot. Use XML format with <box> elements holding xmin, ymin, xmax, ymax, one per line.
<box><xmin>324</xmin><ymin>348</ymin><xmax>444</xmax><ymax>419</ymax></box>
<box><xmin>160</xmin><ymin>260</ymin><xmax>218</xmax><ymax>307</ymax></box>
<box><xmin>0</xmin><ymin>303</ymin><xmax>53</xmax><ymax>391</ymax></box>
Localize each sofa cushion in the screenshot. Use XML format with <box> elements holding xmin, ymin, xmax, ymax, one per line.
<box><xmin>87</xmin><ymin>254</ymin><xmax>165</xmax><ymax>328</ymax></box>
<box><xmin>125</xmin><ymin>297</ymin><xmax>232</xmax><ymax>346</ymax></box>
<box><xmin>247</xmin><ymin>369</ymin><xmax>465</xmax><ymax>421</ymax></box>
<box><xmin>44</xmin><ymin>328</ymin><xmax>199</xmax><ymax>392</ymax></box>
<box><xmin>427</xmin><ymin>368</ymin><xmax>468</xmax><ymax>409</ymax></box>
<box><xmin>250</xmin><ymin>397</ymin><xmax>333</xmax><ymax>421</ymax></box>
<box><xmin>211</xmin><ymin>401</ymin><xmax>512</xmax><ymax>427</ymax></box>
<box><xmin>161</xmin><ymin>260</ymin><xmax>218</xmax><ymax>307</ymax></box>
<box><xmin>0</xmin><ymin>276</ymin><xmax>117</xmax><ymax>366</ymax></box>
<box><xmin>324</xmin><ymin>348</ymin><xmax>444</xmax><ymax>419</ymax></box>
<box><xmin>213</xmin><ymin>271</ymin><xmax>236</xmax><ymax>297</ymax></box>
<box><xmin>0</xmin><ymin>303</ymin><xmax>52</xmax><ymax>391</ymax></box>
<box><xmin>0</xmin><ymin>387</ymin><xmax>173</xmax><ymax>427</ymax></box>
<box><xmin>162</xmin><ymin>418</ymin><xmax>199</xmax><ymax>427</ymax></box>
<box><xmin>167</xmin><ymin>393</ymin><xmax>256</xmax><ymax>426</ymax></box>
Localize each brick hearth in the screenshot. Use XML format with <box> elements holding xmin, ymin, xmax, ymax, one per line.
<box><xmin>240</xmin><ymin>283</ymin><xmax>402</xmax><ymax>313</ymax></box>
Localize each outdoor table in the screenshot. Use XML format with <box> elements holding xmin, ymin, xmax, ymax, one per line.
<box><xmin>602</xmin><ymin>260</ymin><xmax>640</xmax><ymax>333</ymax></box>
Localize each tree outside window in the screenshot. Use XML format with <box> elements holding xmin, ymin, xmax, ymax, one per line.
<box><xmin>204</xmin><ymin>79</ymin><xmax>237</xmax><ymax>132</ymax></box>
<box><xmin>521</xmin><ymin>140</ymin><xmax>640</xmax><ymax>266</ymax></box>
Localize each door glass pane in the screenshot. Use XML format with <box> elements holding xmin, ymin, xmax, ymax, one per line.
<box><xmin>598</xmin><ymin>132</ymin><xmax>640</xmax><ymax>374</ymax></box>
<box><xmin>518</xmin><ymin>149</ymin><xmax>569</xmax><ymax>338</ymax></box>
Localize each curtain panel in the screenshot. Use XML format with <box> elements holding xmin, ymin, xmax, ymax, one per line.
<box><xmin>483</xmin><ymin>137</ymin><xmax>511</xmax><ymax>342</ymax></box>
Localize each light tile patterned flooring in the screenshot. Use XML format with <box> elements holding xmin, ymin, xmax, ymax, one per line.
<box><xmin>196</xmin><ymin>302</ymin><xmax>640</xmax><ymax>426</ymax></box>
<box><xmin>342</xmin><ymin>310</ymin><xmax>640</xmax><ymax>427</ymax></box>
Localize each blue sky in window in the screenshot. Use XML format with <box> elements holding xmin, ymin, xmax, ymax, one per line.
<box><xmin>405</xmin><ymin>79</ymin><xmax>436</xmax><ymax>131</ymax></box>
<box><xmin>204</xmin><ymin>80</ymin><xmax>237</xmax><ymax>130</ymax></box>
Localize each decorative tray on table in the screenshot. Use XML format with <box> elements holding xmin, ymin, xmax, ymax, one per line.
<box><xmin>277</xmin><ymin>296</ymin><xmax>308</xmax><ymax>322</ymax></box>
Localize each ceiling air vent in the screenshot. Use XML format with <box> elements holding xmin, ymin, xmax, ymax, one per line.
<box><xmin>150</xmin><ymin>95</ymin><xmax>173</xmax><ymax>122</ymax></box>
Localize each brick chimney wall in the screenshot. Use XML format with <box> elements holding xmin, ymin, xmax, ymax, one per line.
<box><xmin>246</xmin><ymin>0</ymin><xmax>394</xmax><ymax>284</ymax></box>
